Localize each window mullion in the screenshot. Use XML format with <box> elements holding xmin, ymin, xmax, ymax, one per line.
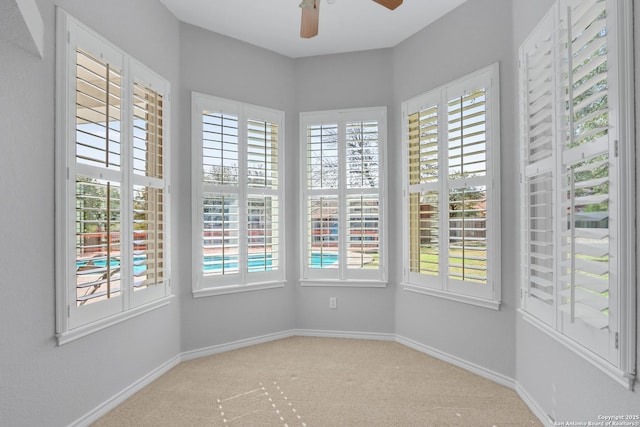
<box><xmin>238</xmin><ymin>107</ymin><xmax>249</xmax><ymax>284</ymax></box>
<box><xmin>119</xmin><ymin>58</ymin><xmax>133</xmax><ymax>312</ymax></box>
<box><xmin>338</xmin><ymin>118</ymin><xmax>347</xmax><ymax>280</ymax></box>
<box><xmin>438</xmin><ymin>90</ymin><xmax>448</xmax><ymax>291</ymax></box>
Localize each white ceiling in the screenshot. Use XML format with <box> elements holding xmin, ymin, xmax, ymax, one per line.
<box><xmin>159</xmin><ymin>0</ymin><xmax>468</xmax><ymax>58</ymax></box>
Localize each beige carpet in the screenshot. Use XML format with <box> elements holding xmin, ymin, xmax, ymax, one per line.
<box><xmin>93</xmin><ymin>337</ymin><xmax>541</xmax><ymax>426</ymax></box>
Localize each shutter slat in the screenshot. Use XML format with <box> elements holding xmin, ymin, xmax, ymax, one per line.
<box><xmin>559</xmin><ymin>287</ymin><xmax>608</xmax><ymax>311</ymax></box>
<box><xmin>559</xmin><ymin>303</ymin><xmax>608</xmax><ymax>329</ymax></box>
<box><xmin>561</xmin><ymin>257</ymin><xmax>609</xmax><ymax>276</ymax></box>
<box><xmin>560</xmin><ymin>272</ymin><xmax>609</xmax><ymax>293</ymax></box>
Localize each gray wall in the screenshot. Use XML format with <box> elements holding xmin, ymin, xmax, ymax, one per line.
<box><xmin>511</xmin><ymin>0</ymin><xmax>640</xmax><ymax>422</ymax></box>
<box><xmin>294</xmin><ymin>49</ymin><xmax>396</xmax><ymax>334</ymax></box>
<box><xmin>0</xmin><ymin>0</ymin><xmax>182</xmax><ymax>425</ymax></box>
<box><xmin>392</xmin><ymin>0</ymin><xmax>518</xmax><ymax>379</ymax></box>
<box><xmin>178</xmin><ymin>24</ymin><xmax>297</xmax><ymax>352</ymax></box>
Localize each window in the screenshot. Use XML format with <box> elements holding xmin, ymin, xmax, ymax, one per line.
<box><xmin>401</xmin><ymin>64</ymin><xmax>501</xmax><ymax>309</ymax></box>
<box><xmin>300</xmin><ymin>108</ymin><xmax>387</xmax><ymax>286</ymax></box>
<box><xmin>55</xmin><ymin>10</ymin><xmax>171</xmax><ymax>343</ymax></box>
<box><xmin>519</xmin><ymin>0</ymin><xmax>635</xmax><ymax>387</ymax></box>
<box><xmin>192</xmin><ymin>94</ymin><xmax>285</xmax><ymax>296</ymax></box>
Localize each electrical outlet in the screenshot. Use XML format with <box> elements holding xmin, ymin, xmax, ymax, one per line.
<box><xmin>329</xmin><ymin>297</ymin><xmax>337</xmax><ymax>309</ymax></box>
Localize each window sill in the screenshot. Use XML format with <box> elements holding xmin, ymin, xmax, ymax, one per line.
<box><xmin>57</xmin><ymin>295</ymin><xmax>174</xmax><ymax>345</ymax></box>
<box><xmin>300</xmin><ymin>279</ymin><xmax>388</xmax><ymax>288</ymax></box>
<box><xmin>193</xmin><ymin>280</ymin><xmax>285</xmax><ymax>298</ymax></box>
<box><xmin>402</xmin><ymin>283</ymin><xmax>501</xmax><ymax>310</ymax></box>
<box><xmin>518</xmin><ymin>309</ymin><xmax>636</xmax><ymax>390</ymax></box>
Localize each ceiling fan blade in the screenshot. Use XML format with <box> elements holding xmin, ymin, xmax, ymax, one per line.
<box><xmin>300</xmin><ymin>0</ymin><xmax>319</xmax><ymax>39</ymax></box>
<box><xmin>372</xmin><ymin>0</ymin><xmax>403</xmax><ymax>10</ymax></box>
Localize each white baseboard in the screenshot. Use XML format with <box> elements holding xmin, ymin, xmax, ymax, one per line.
<box><xmin>69</xmin><ymin>354</ymin><xmax>181</xmax><ymax>427</ymax></box>
<box><xmin>294</xmin><ymin>328</ymin><xmax>396</xmax><ymax>341</ymax></box>
<box><xmin>395</xmin><ymin>335</ymin><xmax>516</xmax><ymax>389</ymax></box>
<box><xmin>515</xmin><ymin>382</ymin><xmax>554</xmax><ymax>427</ymax></box>
<box><xmin>181</xmin><ymin>329</ymin><xmax>296</xmax><ymax>362</ymax></box>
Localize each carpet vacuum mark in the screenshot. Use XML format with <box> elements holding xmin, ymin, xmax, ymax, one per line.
<box><xmin>217</xmin><ymin>381</ymin><xmax>306</xmax><ymax>426</ymax></box>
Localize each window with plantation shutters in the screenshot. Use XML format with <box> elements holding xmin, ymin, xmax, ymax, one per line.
<box><xmin>192</xmin><ymin>94</ymin><xmax>285</xmax><ymax>296</ymax></box>
<box><xmin>56</xmin><ymin>10</ymin><xmax>171</xmax><ymax>343</ymax></box>
<box><xmin>402</xmin><ymin>64</ymin><xmax>500</xmax><ymax>309</ymax></box>
<box><xmin>519</xmin><ymin>0</ymin><xmax>635</xmax><ymax>387</ymax></box>
<box><xmin>300</xmin><ymin>108</ymin><xmax>387</xmax><ymax>285</ymax></box>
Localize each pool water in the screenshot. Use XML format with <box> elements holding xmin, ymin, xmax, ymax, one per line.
<box><xmin>310</xmin><ymin>252</ymin><xmax>338</xmax><ymax>268</ymax></box>
<box><xmin>203</xmin><ymin>254</ymin><xmax>274</xmax><ymax>272</ymax></box>
<box><xmin>78</xmin><ymin>252</ymin><xmax>340</xmax><ymax>276</ymax></box>
<box><xmin>76</xmin><ymin>256</ymin><xmax>147</xmax><ymax>275</ymax></box>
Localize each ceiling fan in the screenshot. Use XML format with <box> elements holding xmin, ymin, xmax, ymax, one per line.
<box><xmin>300</xmin><ymin>0</ymin><xmax>403</xmax><ymax>39</ymax></box>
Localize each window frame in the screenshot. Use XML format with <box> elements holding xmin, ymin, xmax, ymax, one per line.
<box><xmin>55</xmin><ymin>9</ymin><xmax>172</xmax><ymax>344</ymax></box>
<box><xmin>299</xmin><ymin>107</ymin><xmax>388</xmax><ymax>287</ymax></box>
<box><xmin>191</xmin><ymin>93</ymin><xmax>286</xmax><ymax>297</ymax></box>
<box><xmin>518</xmin><ymin>0</ymin><xmax>636</xmax><ymax>388</ymax></box>
<box><xmin>401</xmin><ymin>63</ymin><xmax>501</xmax><ymax>310</ymax></box>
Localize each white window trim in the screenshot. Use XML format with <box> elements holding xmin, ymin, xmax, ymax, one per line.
<box><xmin>55</xmin><ymin>9</ymin><xmax>172</xmax><ymax>344</ymax></box>
<box><xmin>299</xmin><ymin>107</ymin><xmax>388</xmax><ymax>287</ymax></box>
<box><xmin>400</xmin><ymin>63</ymin><xmax>501</xmax><ymax>310</ymax></box>
<box><xmin>518</xmin><ymin>0</ymin><xmax>636</xmax><ymax>388</ymax></box>
<box><xmin>191</xmin><ymin>93</ymin><xmax>286</xmax><ymax>297</ymax></box>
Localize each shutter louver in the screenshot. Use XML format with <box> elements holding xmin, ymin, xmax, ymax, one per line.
<box><xmin>74</xmin><ymin>48</ymin><xmax>123</xmax><ymax>306</ymax></box>
<box><xmin>202</xmin><ymin>194</ymin><xmax>240</xmax><ymax>276</ymax></box>
<box><xmin>246</xmin><ymin>118</ymin><xmax>280</xmax><ymax>274</ymax></box>
<box><xmin>307</xmin><ymin>124</ymin><xmax>339</xmax><ymax>190</ymax></box>
<box><xmin>203</xmin><ymin>112</ymin><xmax>239</xmax><ymax>185</ymax></box>
<box><xmin>201</xmin><ymin>111</ymin><xmax>240</xmax><ymax>277</ymax></box>
<box><xmin>558</xmin><ymin>0</ymin><xmax>611</xmax><ymax>331</ymax></box>
<box><xmin>346</xmin><ymin>121</ymin><xmax>379</xmax><ymax>189</ymax></box>
<box><xmin>447</xmin><ymin>90</ymin><xmax>488</xmax><ymax>285</ymax></box>
<box><xmin>75</xmin><ymin>49</ymin><xmax>122</xmax><ymax>170</ymax></box>
<box><xmin>346</xmin><ymin>121</ymin><xmax>381</xmax><ymax>271</ymax></box>
<box><xmin>347</xmin><ymin>195</ymin><xmax>379</xmax><ymax>269</ymax></box>
<box><xmin>75</xmin><ymin>179</ymin><xmax>121</xmax><ymax>304</ymax></box>
<box><xmin>306</xmin><ymin>123</ymin><xmax>339</xmax><ymax>270</ymax></box>
<box><xmin>131</xmin><ymin>81</ymin><xmax>165</xmax><ymax>290</ymax></box>
<box><xmin>247</xmin><ymin>119</ymin><xmax>278</xmax><ymax>189</ymax></box>
<box><xmin>520</xmin><ymin>7</ymin><xmax>556</xmax><ymax>321</ymax></box>
<box><xmin>408</xmin><ymin>106</ymin><xmax>440</xmax><ymax>276</ymax></box>
<box><xmin>247</xmin><ymin>196</ymin><xmax>279</xmax><ymax>273</ymax></box>
<box><xmin>307</xmin><ymin>196</ymin><xmax>339</xmax><ymax>269</ymax></box>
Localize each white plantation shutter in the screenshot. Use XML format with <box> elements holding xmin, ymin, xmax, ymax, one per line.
<box><xmin>407</xmin><ymin>101</ymin><xmax>440</xmax><ymax>281</ymax></box>
<box><xmin>200</xmin><ymin>108</ymin><xmax>241</xmax><ymax>280</ymax></box>
<box><xmin>57</xmin><ymin>11</ymin><xmax>171</xmax><ymax>338</ymax></box>
<box><xmin>202</xmin><ymin>193</ymin><xmax>239</xmax><ymax>275</ymax></box>
<box><xmin>130</xmin><ymin>73</ymin><xmax>168</xmax><ymax>305</ymax></box>
<box><xmin>305</xmin><ymin>123</ymin><xmax>341</xmax><ymax>276</ymax></box>
<box><xmin>446</xmin><ymin>88</ymin><xmax>489</xmax><ymax>287</ymax></box>
<box><xmin>192</xmin><ymin>94</ymin><xmax>285</xmax><ymax>293</ymax></box>
<box><xmin>519</xmin><ymin>0</ymin><xmax>636</xmax><ymax>383</ymax></box>
<box><xmin>74</xmin><ymin>47</ymin><xmax>124</xmax><ymax>314</ymax></box>
<box><xmin>75</xmin><ymin>49</ymin><xmax>122</xmax><ymax>170</ymax></box>
<box><xmin>301</xmin><ymin>109</ymin><xmax>387</xmax><ymax>284</ymax></box>
<box><xmin>246</xmin><ymin>115</ymin><xmax>280</xmax><ymax>275</ymax></box>
<box><xmin>520</xmin><ymin>5</ymin><xmax>557</xmax><ymax>324</ymax></box>
<box><xmin>346</xmin><ymin>121</ymin><xmax>381</xmax><ymax>272</ymax></box>
<box><xmin>558</xmin><ymin>0</ymin><xmax>613</xmax><ymax>354</ymax></box>
<box><xmin>402</xmin><ymin>64</ymin><xmax>500</xmax><ymax>306</ymax></box>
